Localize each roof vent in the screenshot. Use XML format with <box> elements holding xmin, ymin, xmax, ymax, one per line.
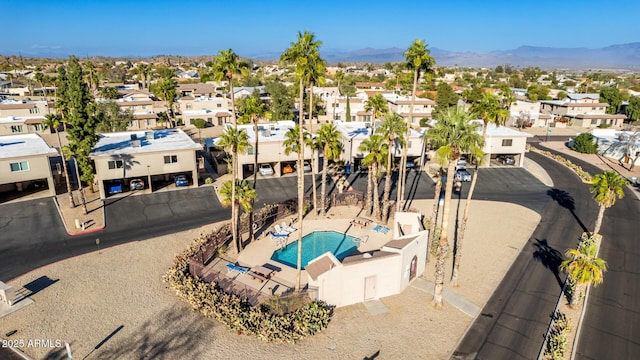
<box><xmin>131</xmin><ymin>139</ymin><xmax>141</xmax><ymax>148</ymax></box>
<box><xmin>130</xmin><ymin>134</ymin><xmax>137</xmax><ymax>141</ymax></box>
<box><xmin>145</xmin><ymin>130</ymin><xmax>154</xmax><ymax>140</ymax></box>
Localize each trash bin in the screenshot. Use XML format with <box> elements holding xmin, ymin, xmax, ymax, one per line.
<box><xmin>345</xmin><ymin>164</ymin><xmax>351</xmax><ymax>175</ymax></box>
<box><xmin>631</xmin><ymin>176</ymin><xmax>638</xmax><ymax>186</ymax></box>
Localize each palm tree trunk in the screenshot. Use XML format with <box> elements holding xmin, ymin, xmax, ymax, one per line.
<box><xmin>365</xmin><ymin>166</ymin><xmax>373</xmax><ymax>215</ymax></box>
<box><xmin>592</xmin><ymin>204</ymin><xmax>606</xmax><ymax>236</ymax></box>
<box><xmin>451</xmin><ymin>166</ymin><xmax>479</xmax><ymax>287</ymax></box>
<box><xmin>382</xmin><ymin>141</ymin><xmax>393</xmax><ymax>223</ymax></box>
<box><xmin>428</xmin><ymin>177</ymin><xmax>442</xmax><ymax>254</ymax></box>
<box><xmin>295</xmin><ymin>77</ymin><xmax>305</xmax><ymax>292</ymax></box>
<box><xmin>57</xmin><ymin>131</ymin><xmax>76</xmax><ymax>208</ymax></box>
<box><xmin>433</xmin><ymin>159</ymin><xmax>457</xmax><ymax>309</ymax></box>
<box><xmin>397</xmin><ymin>69</ymin><xmax>419</xmax><ymax>211</ymax></box>
<box><xmin>73</xmin><ymin>157</ymin><xmax>88</xmax><ymax>215</ymax></box>
<box><xmin>372</xmin><ymin>162</ymin><xmax>381</xmax><ymax>220</ymax></box>
<box><xmin>321</xmin><ymin>147</ymin><xmax>328</xmax><ymax>215</ymax></box>
<box><xmin>309</xmin><ymin>85</ymin><xmax>318</xmax><ymax>214</ymax></box>
<box><xmin>249</xmin><ymin>116</ymin><xmax>259</xmax><ymax>243</ymax></box>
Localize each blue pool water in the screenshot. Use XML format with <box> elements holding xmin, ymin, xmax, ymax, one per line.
<box><xmin>270</xmin><ymin>231</ymin><xmax>359</xmax><ymax>268</ymax></box>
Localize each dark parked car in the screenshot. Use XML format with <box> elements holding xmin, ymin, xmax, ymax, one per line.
<box><xmin>174</xmin><ymin>175</ymin><xmax>189</xmax><ymax>187</ymax></box>
<box><xmin>454</xmin><ymin>169</ymin><xmax>472</xmax><ymax>182</ymax></box>
<box><xmin>498</xmin><ymin>155</ymin><xmax>516</xmax><ymax>165</ymax></box>
<box><xmin>130</xmin><ymin>178</ymin><xmax>144</xmax><ymax>191</ymax></box>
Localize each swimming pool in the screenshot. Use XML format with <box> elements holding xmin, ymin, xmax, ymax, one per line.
<box><xmin>270</xmin><ymin>231</ymin><xmax>359</xmax><ymax>268</ymax></box>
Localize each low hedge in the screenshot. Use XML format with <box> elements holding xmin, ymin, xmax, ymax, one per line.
<box><xmin>163</xmin><ymin>234</ymin><xmax>333</xmax><ymax>343</ymax></box>
<box><xmin>531</xmin><ymin>147</ymin><xmax>593</xmax><ymax>183</ymax></box>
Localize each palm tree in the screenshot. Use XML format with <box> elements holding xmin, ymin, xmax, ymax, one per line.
<box><xmin>560</xmin><ymin>239</ymin><xmax>607</xmax><ymax>306</ymax></box>
<box><xmin>377</xmin><ymin>112</ymin><xmax>406</xmax><ymax>222</ymax></box>
<box><xmin>281</xmin><ymin>31</ymin><xmax>322</xmax><ymax>292</ymax></box>
<box><xmin>304</xmin><ymin>53</ymin><xmax>326</xmax><ymax>130</ymax></box>
<box><xmin>220</xmin><ymin>179</ymin><xmax>257</xmax><ymax>245</ymax></box>
<box><xmin>398</xmin><ymin>39</ymin><xmax>435</xmax><ymax>211</ymax></box>
<box><xmin>306</xmin><ymin>133</ymin><xmax>320</xmax><ymax>215</ymax></box>
<box><xmin>590</xmin><ymin>171</ymin><xmax>627</xmax><ymax>236</ymax></box>
<box><xmin>359</xmin><ymin>133</ymin><xmax>387</xmax><ymax>219</ymax></box>
<box><xmin>471</xmin><ymin>91</ymin><xmax>509</xmax><ymax>138</ymax></box>
<box><xmin>424</xmin><ymin>106</ymin><xmax>483</xmax><ymax>309</ymax></box>
<box><xmin>218</xmin><ymin>126</ymin><xmax>250</xmax><ymax>253</ymax></box>
<box><xmin>42</xmin><ymin>114</ymin><xmax>75</xmax><ymax>207</ymax></box>
<box><xmin>316</xmin><ymin>123</ymin><xmax>342</xmax><ymax>215</ymax></box>
<box><xmin>364</xmin><ymin>94</ymin><xmax>388</xmax><ymax>123</ymax></box>
<box><xmin>451</xmin><ymin>146</ymin><xmax>484</xmax><ymax>287</ymax></box>
<box><xmin>84</xmin><ymin>61</ymin><xmax>98</xmax><ymax>91</ymax></box>
<box><xmin>213</xmin><ymin>49</ymin><xmax>249</xmax><ymax>121</ymax></box>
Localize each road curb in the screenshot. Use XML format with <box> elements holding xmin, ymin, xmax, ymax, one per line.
<box><xmin>53</xmin><ymin>196</ymin><xmax>106</xmax><ymax>236</ymax></box>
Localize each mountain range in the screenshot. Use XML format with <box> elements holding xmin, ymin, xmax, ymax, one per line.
<box><xmin>254</xmin><ymin>43</ymin><xmax>640</xmax><ymax>70</ymax></box>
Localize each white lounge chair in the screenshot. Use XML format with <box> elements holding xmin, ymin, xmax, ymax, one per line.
<box><xmin>269</xmin><ymin>230</ymin><xmax>288</xmax><ymax>240</ymax></box>
<box><xmin>274</xmin><ymin>224</ymin><xmax>290</xmax><ymax>235</ymax></box>
<box><xmin>281</xmin><ymin>221</ymin><xmax>297</xmax><ymax>233</ymax></box>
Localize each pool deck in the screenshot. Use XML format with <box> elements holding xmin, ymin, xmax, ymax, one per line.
<box><xmin>217</xmin><ymin>206</ymin><xmax>394</xmax><ymax>297</ymax></box>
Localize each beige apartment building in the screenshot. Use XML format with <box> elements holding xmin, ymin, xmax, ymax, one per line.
<box><xmin>90</xmin><ymin>128</ymin><xmax>202</xmax><ymax>199</ymax></box>
<box><xmin>177</xmin><ymin>96</ymin><xmax>232</xmax><ymax>127</ymax></box>
<box><xmin>0</xmin><ymin>133</ymin><xmax>57</xmax><ymax>198</ymax></box>
<box><xmin>540</xmin><ymin>100</ymin><xmax>626</xmax><ymax>128</ymax></box>
<box><xmin>0</xmin><ymin>99</ymin><xmax>52</xmax><ymax>135</ymax></box>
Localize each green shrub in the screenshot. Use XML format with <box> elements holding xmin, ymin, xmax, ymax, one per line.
<box><xmin>164</xmin><ymin>237</ymin><xmax>333</xmax><ymax>343</ymax></box>
<box><xmin>598</xmin><ymin>123</ymin><xmax>611</xmax><ymax>129</ymax></box>
<box><xmin>545</xmin><ymin>311</ymin><xmax>571</xmax><ymax>360</ymax></box>
<box><xmin>419</xmin><ymin>118</ymin><xmax>429</xmax><ymax>127</ymax></box>
<box><xmin>204</xmin><ymin>177</ymin><xmax>214</xmax><ymax>184</ymax></box>
<box><xmin>571</xmin><ymin>133</ymin><xmax>598</xmax><ymax>154</ymax></box>
<box><xmin>531</xmin><ymin>147</ymin><xmax>593</xmax><ymax>183</ymax></box>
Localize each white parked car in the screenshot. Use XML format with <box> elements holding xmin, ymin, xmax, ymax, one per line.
<box><xmin>259</xmin><ymin>164</ymin><xmax>274</xmax><ymax>176</ymax></box>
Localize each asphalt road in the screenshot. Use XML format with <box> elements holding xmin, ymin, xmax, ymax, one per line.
<box><xmin>453</xmin><ymin>151</ymin><xmax>599</xmax><ymax>359</ymax></box>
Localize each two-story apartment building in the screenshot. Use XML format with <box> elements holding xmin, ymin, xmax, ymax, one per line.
<box><xmin>177</xmin><ymin>83</ymin><xmax>217</xmax><ymax>98</ymax></box>
<box><xmin>111</xmin><ymin>93</ymin><xmax>160</xmax><ymax>130</ymax></box>
<box><xmin>382</xmin><ymin>94</ymin><xmax>434</xmax><ymax>125</ymax></box>
<box><xmin>479</xmin><ymin>122</ymin><xmax>533</xmax><ymax>167</ymax></box>
<box><xmin>220</xmin><ymin>120</ymin><xmax>317</xmax><ymax>179</ymax></box>
<box><xmin>334</xmin><ymin>120</ymin><xmax>425</xmax><ymax>170</ymax></box>
<box><xmin>540</xmin><ymin>100</ymin><xmax>626</xmax><ymax>128</ymax></box>
<box><xmin>177</xmin><ymin>96</ymin><xmax>232</xmax><ymax>126</ymax></box>
<box><xmin>0</xmin><ymin>99</ymin><xmax>52</xmax><ymax>135</ymax></box>
<box><xmin>0</xmin><ymin>133</ymin><xmax>58</xmax><ymax>199</ymax></box>
<box><xmin>90</xmin><ymin>128</ymin><xmax>202</xmax><ymax>199</ymax></box>
<box><xmin>508</xmin><ymin>100</ymin><xmax>553</xmax><ymax>127</ymax></box>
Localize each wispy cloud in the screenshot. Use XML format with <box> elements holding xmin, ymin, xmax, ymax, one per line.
<box><xmin>31</xmin><ymin>44</ymin><xmax>62</xmax><ymax>49</ymax></box>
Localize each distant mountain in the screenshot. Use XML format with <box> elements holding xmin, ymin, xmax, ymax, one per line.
<box><xmin>277</xmin><ymin>43</ymin><xmax>640</xmax><ymax>70</ymax></box>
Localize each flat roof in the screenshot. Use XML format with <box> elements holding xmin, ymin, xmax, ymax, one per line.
<box><xmin>0</xmin><ymin>133</ymin><xmax>57</xmax><ymax>159</ymax></box>
<box><xmin>334</xmin><ymin>120</ymin><xmax>423</xmax><ymax>140</ymax></box>
<box><xmin>228</xmin><ymin>120</ymin><xmax>300</xmax><ymax>143</ymax></box>
<box><xmin>482</xmin><ymin>122</ymin><xmax>534</xmax><ymax>138</ymax></box>
<box><xmin>90</xmin><ymin>128</ymin><xmax>202</xmax><ymax>158</ymax></box>
<box><xmin>0</xmin><ymin>115</ymin><xmax>45</xmax><ymax>124</ymax></box>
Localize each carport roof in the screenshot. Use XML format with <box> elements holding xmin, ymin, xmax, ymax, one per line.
<box><xmin>483</xmin><ymin>122</ymin><xmax>534</xmax><ymax>137</ymax></box>
<box><xmin>0</xmin><ymin>133</ymin><xmax>58</xmax><ymax>159</ymax></box>
<box><xmin>90</xmin><ymin>128</ymin><xmax>202</xmax><ymax>157</ymax></box>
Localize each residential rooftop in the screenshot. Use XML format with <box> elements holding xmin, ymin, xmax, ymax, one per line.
<box><xmin>90</xmin><ymin>128</ymin><xmax>202</xmax><ymax>157</ymax></box>
<box><xmin>334</xmin><ymin>120</ymin><xmax>423</xmax><ymax>140</ymax></box>
<box><xmin>0</xmin><ymin>133</ymin><xmax>58</xmax><ymax>159</ymax></box>
<box><xmin>222</xmin><ymin>120</ymin><xmax>300</xmax><ymax>144</ymax></box>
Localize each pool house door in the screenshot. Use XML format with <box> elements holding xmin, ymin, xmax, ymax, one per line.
<box><xmin>364</xmin><ymin>275</ymin><xmax>377</xmax><ymax>300</ymax></box>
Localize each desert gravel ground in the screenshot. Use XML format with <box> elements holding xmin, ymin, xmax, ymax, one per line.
<box><xmin>0</xmin><ymin>199</ymin><xmax>540</xmax><ymax>360</ymax></box>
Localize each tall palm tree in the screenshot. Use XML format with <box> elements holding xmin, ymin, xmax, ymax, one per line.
<box><xmin>304</xmin><ymin>53</ymin><xmax>326</xmax><ymax>130</ymax></box>
<box><xmin>281</xmin><ymin>31</ymin><xmax>322</xmax><ymax>292</ymax></box>
<box><xmin>42</xmin><ymin>114</ymin><xmax>75</xmax><ymax>207</ymax></box>
<box><xmin>377</xmin><ymin>112</ymin><xmax>406</xmax><ymax>222</ymax></box>
<box><xmin>471</xmin><ymin>91</ymin><xmax>509</xmax><ymax>138</ymax></box>
<box><xmin>398</xmin><ymin>39</ymin><xmax>435</xmax><ymax>211</ymax></box>
<box><xmin>424</xmin><ymin>106</ymin><xmax>483</xmax><ymax>309</ymax></box>
<box><xmin>451</xmin><ymin>146</ymin><xmax>484</xmax><ymax>287</ymax></box>
<box><xmin>218</xmin><ymin>126</ymin><xmax>250</xmax><ymax>253</ymax></box>
<box><xmin>560</xmin><ymin>238</ymin><xmax>607</xmax><ymax>306</ymax></box>
<box><xmin>590</xmin><ymin>171</ymin><xmax>627</xmax><ymax>236</ymax></box>
<box><xmin>316</xmin><ymin>123</ymin><xmax>342</xmax><ymax>215</ymax></box>
<box><xmin>359</xmin><ymin>133</ymin><xmax>387</xmax><ymax>219</ymax></box>
<box><xmin>220</xmin><ymin>179</ymin><xmax>257</xmax><ymax>245</ymax></box>
<box><xmin>364</xmin><ymin>94</ymin><xmax>388</xmax><ymax>123</ymax></box>
<box><xmin>84</xmin><ymin>61</ymin><xmax>98</xmax><ymax>91</ymax></box>
<box><xmin>213</xmin><ymin>49</ymin><xmax>249</xmax><ymax>121</ymax></box>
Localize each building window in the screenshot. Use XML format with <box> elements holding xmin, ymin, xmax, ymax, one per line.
<box><xmin>34</xmin><ymin>124</ymin><xmax>43</xmax><ymax>131</ymax></box>
<box><xmin>164</xmin><ymin>155</ymin><xmax>178</xmax><ymax>164</ymax></box>
<box><xmin>108</xmin><ymin>160</ymin><xmax>124</xmax><ymax>169</ymax></box>
<box><xmin>11</xmin><ymin>125</ymin><xmax>23</xmax><ymax>133</ymax></box>
<box><xmin>186</xmin><ymin>104</ymin><xmax>192</xmax><ymax>110</ymax></box>
<box><xmin>29</xmin><ymin>108</ymin><xmax>40</xmax><ymax>114</ymax></box>
<box><xmin>334</xmin><ymin>115</ymin><xmax>340</xmax><ymax>121</ymax></box>
<box><xmin>128</xmin><ymin>121</ymin><xmax>135</xmax><ymax>128</ymax></box>
<box><xmin>591</xmin><ymin>119</ymin><xmax>598</xmax><ymax>125</ymax></box>
<box><xmin>592</xmin><ymin>107</ymin><xmax>596</xmax><ymax>110</ymax></box>
<box><xmin>147</xmin><ymin>119</ymin><xmax>153</xmax><ymax>126</ymax></box>
<box><xmin>247</xmin><ymin>147</ymin><xmax>255</xmax><ymax>155</ymax></box>
<box><xmin>502</xmin><ymin>139</ymin><xmax>513</xmax><ymax>146</ymax></box>
<box><xmin>10</xmin><ymin>161</ymin><xmax>29</xmax><ymax>172</ymax></box>
<box><xmin>217</xmin><ymin>104</ymin><xmax>222</xmax><ymax>108</ymax></box>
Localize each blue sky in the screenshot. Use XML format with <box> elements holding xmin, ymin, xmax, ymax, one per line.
<box><xmin>3</xmin><ymin>0</ymin><xmax>639</xmax><ymax>58</ymax></box>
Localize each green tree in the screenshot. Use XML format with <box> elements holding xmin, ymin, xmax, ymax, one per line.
<box><xmin>399</xmin><ymin>40</ymin><xmax>435</xmax><ymax>211</ymax></box>
<box><xmin>220</xmin><ymin>179</ymin><xmax>257</xmax><ymax>247</ymax></box>
<box><xmin>626</xmin><ymin>96</ymin><xmax>640</xmax><ymax>121</ymax></box>
<box><xmin>359</xmin><ymin>133</ymin><xmax>387</xmax><ymax>219</ymax></box>
<box><xmin>281</xmin><ymin>31</ymin><xmax>322</xmax><ymax>292</ymax></box>
<box><xmin>60</xmin><ymin>56</ymin><xmax>99</xmax><ymax>214</ymax></box>
<box><xmin>471</xmin><ymin>91</ymin><xmax>509</xmax><ymax>138</ymax></box>
<box><xmin>599</xmin><ymin>87</ymin><xmax>622</xmax><ymax>114</ymax></box>
<box><xmin>84</xmin><ymin>61</ymin><xmax>99</xmax><ymax>90</ymax></box>
<box><xmin>435</xmin><ymin>82</ymin><xmax>458</xmax><ymax>113</ymax></box>
<box><xmin>590</xmin><ymin>171</ymin><xmax>627</xmax><ymax>236</ymax></box>
<box><xmin>424</xmin><ymin>107</ymin><xmax>483</xmax><ymax>308</ymax></box>
<box><xmin>364</xmin><ymin>94</ymin><xmax>388</xmax><ymax>122</ymax></box>
<box><xmin>264</xmin><ymin>81</ymin><xmax>294</xmax><ymax>120</ymax></box>
<box><xmin>97</xmin><ymin>86</ymin><xmax>119</xmax><ymax>99</ymax></box>
<box><xmin>42</xmin><ymin>114</ymin><xmax>75</xmax><ymax>207</ymax></box>
<box><xmin>218</xmin><ymin>126</ymin><xmax>250</xmax><ymax>253</ymax></box>
<box><xmin>95</xmin><ymin>102</ymin><xmax>133</xmax><ymax>133</ymax></box>
<box><xmin>560</xmin><ymin>239</ymin><xmax>607</xmax><ymax>306</ymax></box>
<box><xmin>571</xmin><ymin>133</ymin><xmax>598</xmax><ymax>154</ymax></box>
<box><xmin>335</xmin><ymin>70</ymin><xmax>344</xmax><ymax>95</ymax></box>
<box><xmin>556</xmin><ymin>90</ymin><xmax>567</xmax><ymax>100</ymax></box>
<box><xmin>316</xmin><ymin>123</ymin><xmax>342</xmax><ymax>215</ymax></box>
<box><xmin>303</xmin><ymin>53</ymin><xmax>326</xmax><ymax>127</ymax></box>
<box><xmin>193</xmin><ymin>118</ymin><xmax>206</xmax><ymax>142</ymax></box>
<box><xmin>154</xmin><ymin>76</ymin><xmax>177</xmax><ymax>127</ymax></box>
<box><xmin>377</xmin><ymin>112</ymin><xmax>406</xmax><ymax>222</ymax></box>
